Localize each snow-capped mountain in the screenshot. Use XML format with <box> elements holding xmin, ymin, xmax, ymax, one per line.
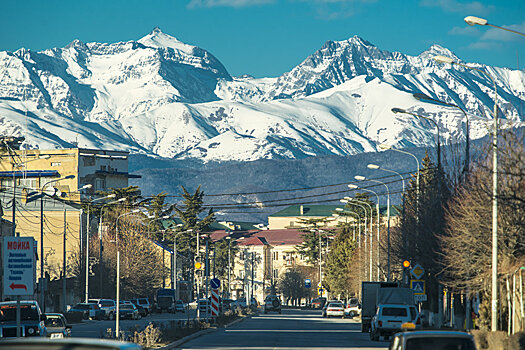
<box><xmin>0</xmin><ymin>28</ymin><xmax>523</xmax><ymax>161</ymax></box>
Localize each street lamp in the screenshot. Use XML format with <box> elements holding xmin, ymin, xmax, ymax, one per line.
<box><xmin>355</xmin><ymin>175</ymin><xmax>391</xmax><ymax>281</ymax></box>
<box><xmin>391</xmin><ymin>107</ymin><xmax>441</xmax><ymax>170</ymax></box>
<box><xmin>368</xmin><ymin>163</ymin><xmax>408</xmax><ymax>280</ymax></box>
<box><xmin>464</xmin><ymin>16</ymin><xmax>525</xmax><ymax>37</ymax></box>
<box><xmin>115</xmin><ymin>208</ymin><xmax>142</xmax><ymax>339</ymax></box>
<box><xmin>341</xmin><ymin>198</ymin><xmax>373</xmax><ymax>281</ymax></box>
<box><xmin>98</xmin><ymin>197</ymin><xmax>126</xmax><ymax>297</ymax></box>
<box><xmin>412</xmin><ymin>93</ymin><xmax>470</xmax><ymax>174</ymax></box>
<box><xmin>39</xmin><ymin>174</ymin><xmax>75</xmax><ymax>312</ymax></box>
<box><xmin>348</xmin><ymin>184</ymin><xmax>381</xmax><ymax>280</ymax></box>
<box><xmin>84</xmin><ymin>192</ymin><xmax>114</xmax><ymax>303</ymax></box>
<box><xmin>433</xmin><ymin>54</ymin><xmax>500</xmax><ymax>331</ymax></box>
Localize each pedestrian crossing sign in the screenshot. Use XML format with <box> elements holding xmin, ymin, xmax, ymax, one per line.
<box><xmin>410</xmin><ymin>280</ymin><xmax>425</xmax><ymax>295</ymax></box>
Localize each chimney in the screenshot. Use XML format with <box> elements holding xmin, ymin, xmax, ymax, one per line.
<box><xmin>300</xmin><ymin>205</ymin><xmax>304</xmax><ymax>215</ymax></box>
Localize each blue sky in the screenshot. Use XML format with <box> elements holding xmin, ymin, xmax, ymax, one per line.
<box><xmin>1</xmin><ymin>0</ymin><xmax>524</xmax><ymax>78</ymax></box>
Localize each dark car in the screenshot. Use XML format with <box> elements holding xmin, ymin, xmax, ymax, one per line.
<box><xmin>69</xmin><ymin>303</ymin><xmax>104</xmax><ymax>320</ymax></box>
<box><xmin>264</xmin><ymin>295</ymin><xmax>282</xmax><ymax>314</ymax></box>
<box><xmin>311</xmin><ymin>297</ymin><xmax>327</xmax><ymax>309</ymax></box>
<box><xmin>118</xmin><ymin>304</ymin><xmax>140</xmax><ymax>320</ymax></box>
<box><xmin>135</xmin><ymin>304</ymin><xmax>147</xmax><ymax>318</ymax></box>
<box><xmin>130</xmin><ymin>298</ymin><xmax>151</xmax><ymax>315</ymax></box>
<box><xmin>0</xmin><ymin>301</ymin><xmax>47</xmax><ymax>338</ymax></box>
<box><xmin>44</xmin><ymin>313</ymin><xmax>71</xmax><ymax>338</ymax></box>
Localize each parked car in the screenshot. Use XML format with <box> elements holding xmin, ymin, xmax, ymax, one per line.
<box><xmin>118</xmin><ymin>304</ymin><xmax>141</xmax><ymax>320</ymax></box>
<box><xmin>223</xmin><ymin>299</ymin><xmax>239</xmax><ymax>313</ymax></box>
<box><xmin>0</xmin><ymin>300</ymin><xmax>47</xmax><ymax>338</ymax></box>
<box><xmin>311</xmin><ymin>297</ymin><xmax>327</xmax><ymax>309</ymax></box>
<box><xmin>344</xmin><ymin>298</ymin><xmax>361</xmax><ymax>317</ymax></box>
<box><xmin>321</xmin><ymin>300</ymin><xmax>340</xmax><ymax>317</ymax></box>
<box><xmin>325</xmin><ymin>301</ymin><xmax>345</xmax><ymax>318</ymax></box>
<box><xmin>263</xmin><ymin>295</ymin><xmax>282</xmax><ymax>314</ymax></box>
<box><xmin>130</xmin><ymin>298</ymin><xmax>151</xmax><ymax>315</ymax></box>
<box><xmin>389</xmin><ymin>330</ymin><xmax>476</xmax><ymax>350</ymax></box>
<box><xmin>69</xmin><ymin>303</ymin><xmax>104</xmax><ymax>321</ymax></box>
<box><xmin>237</xmin><ymin>297</ymin><xmax>258</xmax><ymax>309</ymax></box>
<box><xmin>44</xmin><ymin>313</ymin><xmax>71</xmax><ymax>338</ymax></box>
<box><xmin>88</xmin><ymin>299</ymin><xmax>116</xmax><ymax>320</ymax></box>
<box><xmin>370</xmin><ymin>304</ymin><xmax>414</xmax><ymax>341</ymax></box>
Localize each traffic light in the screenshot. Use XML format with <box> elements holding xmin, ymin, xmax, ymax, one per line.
<box><xmin>194</xmin><ymin>261</ymin><xmax>203</xmax><ymax>270</ymax></box>
<box><xmin>403</xmin><ymin>260</ymin><xmax>410</xmax><ymax>268</ymax></box>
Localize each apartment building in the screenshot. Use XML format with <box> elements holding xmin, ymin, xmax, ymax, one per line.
<box><xmin>0</xmin><ymin>148</ymin><xmax>139</xmax><ymax>281</ymax></box>
<box><xmin>211</xmin><ymin>228</ymin><xmax>305</xmax><ymax>303</ymax></box>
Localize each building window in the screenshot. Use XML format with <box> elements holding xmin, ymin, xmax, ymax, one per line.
<box><xmin>273</xmin><ymin>252</ymin><xmax>279</xmax><ymax>261</ymax></box>
<box><xmin>273</xmin><ymin>269</ymin><xmax>278</xmax><ymax>279</ymax></box>
<box><xmin>95</xmin><ymin>179</ymin><xmax>105</xmax><ymax>191</ymax></box>
<box><xmin>51</xmin><ymin>162</ymin><xmax>61</xmax><ymax>167</ymax></box>
<box><xmin>19</xmin><ymin>178</ymin><xmax>37</xmax><ymax>189</ymax></box>
<box><xmin>83</xmin><ymin>157</ymin><xmax>95</xmax><ymax>167</ymax></box>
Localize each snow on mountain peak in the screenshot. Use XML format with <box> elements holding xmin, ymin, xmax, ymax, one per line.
<box><xmin>0</xmin><ymin>30</ymin><xmax>523</xmax><ymax>163</ymax></box>
<box><xmin>138</xmin><ymin>27</ymin><xmax>193</xmax><ymax>53</ymax></box>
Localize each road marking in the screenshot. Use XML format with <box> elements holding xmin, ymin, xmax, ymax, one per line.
<box><xmin>224</xmin><ymin>329</ymin><xmax>353</xmax><ymax>332</ymax></box>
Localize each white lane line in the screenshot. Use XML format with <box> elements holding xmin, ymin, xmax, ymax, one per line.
<box><xmin>224</xmin><ymin>329</ymin><xmax>354</xmax><ymax>332</ymax></box>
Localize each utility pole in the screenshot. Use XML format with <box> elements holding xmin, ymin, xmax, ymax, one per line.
<box><xmin>205</xmin><ymin>239</ymin><xmax>209</xmax><ymax>318</ymax></box>
<box><xmin>63</xmin><ymin>203</ymin><xmax>67</xmax><ymax>313</ymax></box>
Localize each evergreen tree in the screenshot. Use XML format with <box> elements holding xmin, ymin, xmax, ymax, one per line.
<box><xmin>295</xmin><ymin>217</ymin><xmax>334</xmax><ymax>264</ymax></box>
<box><xmin>172</xmin><ymin>186</ymin><xmax>215</xmax><ymax>274</ymax></box>
<box><xmin>324</xmin><ymin>223</ymin><xmax>356</xmax><ymax>298</ymax></box>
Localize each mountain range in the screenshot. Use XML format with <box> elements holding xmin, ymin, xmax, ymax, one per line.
<box><xmin>1</xmin><ymin>27</ymin><xmax>524</xmax><ymax>162</ymax></box>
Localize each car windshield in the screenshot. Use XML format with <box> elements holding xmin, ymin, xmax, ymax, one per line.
<box><xmin>382</xmin><ymin>307</ymin><xmax>408</xmax><ymax>317</ymax></box>
<box><xmin>44</xmin><ymin>316</ymin><xmax>64</xmax><ymax>328</ymax></box>
<box><xmin>410</xmin><ymin>307</ymin><xmax>417</xmax><ymax>320</ymax></box>
<box><xmin>0</xmin><ymin>305</ymin><xmax>39</xmax><ymax>321</ymax></box>
<box><xmin>328</xmin><ymin>303</ymin><xmax>343</xmax><ymax>308</ymax></box>
<box><xmin>406</xmin><ymin>337</ymin><xmax>475</xmax><ymax>350</ymax></box>
<box><xmin>120</xmin><ymin>305</ymin><xmax>134</xmax><ymax>310</ymax></box>
<box><xmin>139</xmin><ymin>299</ymin><xmax>148</xmax><ymax>304</ymax></box>
<box><xmin>100</xmin><ymin>301</ymin><xmax>114</xmax><ymax>307</ymax></box>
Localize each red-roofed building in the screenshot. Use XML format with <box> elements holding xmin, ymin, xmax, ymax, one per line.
<box><xmin>210</xmin><ymin>228</ymin><xmax>309</xmax><ymax>303</ymax></box>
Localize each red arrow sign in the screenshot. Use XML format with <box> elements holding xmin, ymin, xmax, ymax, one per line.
<box><xmin>9</xmin><ymin>283</ymin><xmax>27</xmax><ymax>291</ymax></box>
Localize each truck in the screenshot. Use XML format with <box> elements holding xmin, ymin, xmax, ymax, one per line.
<box><xmin>361</xmin><ymin>281</ymin><xmax>415</xmax><ymax>332</ymax></box>
<box><xmin>155</xmin><ymin>288</ymin><xmax>176</xmax><ymax>313</ymax></box>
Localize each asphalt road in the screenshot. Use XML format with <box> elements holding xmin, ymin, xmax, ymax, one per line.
<box><xmin>179</xmin><ymin>309</ymin><xmax>390</xmax><ymax>350</ymax></box>
<box><xmin>71</xmin><ymin>309</ymin><xmax>198</xmax><ymax>338</ymax></box>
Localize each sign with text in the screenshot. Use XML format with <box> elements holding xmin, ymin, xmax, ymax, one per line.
<box><xmin>3</xmin><ymin>237</ymin><xmax>35</xmax><ymax>296</ymax></box>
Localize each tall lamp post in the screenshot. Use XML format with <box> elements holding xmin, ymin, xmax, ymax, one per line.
<box><xmin>348</xmin><ymin>184</ymin><xmax>381</xmax><ymax>280</ymax></box>
<box><xmin>412</xmin><ymin>93</ymin><xmax>470</xmax><ymax>174</ymax></box>
<box><xmin>84</xmin><ymin>193</ymin><xmax>115</xmax><ymax>303</ymax></box>
<box><xmin>98</xmin><ymin>197</ymin><xmax>126</xmax><ymax>297</ymax></box>
<box><xmin>355</xmin><ymin>175</ymin><xmax>391</xmax><ymax>281</ymax></box>
<box><xmin>368</xmin><ymin>164</ymin><xmax>407</xmax><ymax>262</ymax></box>
<box><xmin>433</xmin><ymin>53</ymin><xmax>500</xmax><ymax>331</ymax></box>
<box><xmin>40</xmin><ymin>174</ymin><xmax>75</xmax><ymax>312</ymax></box>
<box><xmin>391</xmin><ymin>107</ymin><xmax>441</xmax><ymax>170</ymax></box>
<box><xmin>115</xmin><ymin>209</ymin><xmax>143</xmax><ymax>339</ymax></box>
<box><xmin>340</xmin><ymin>198</ymin><xmax>373</xmax><ymax>281</ymax></box>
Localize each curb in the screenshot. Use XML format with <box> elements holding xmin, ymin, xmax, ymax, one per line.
<box><xmin>157</xmin><ymin>313</ymin><xmax>257</xmax><ymax>349</ymax></box>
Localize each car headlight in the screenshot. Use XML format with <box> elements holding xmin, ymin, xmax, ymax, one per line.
<box><xmin>27</xmin><ymin>327</ymin><xmax>35</xmax><ymax>335</ymax></box>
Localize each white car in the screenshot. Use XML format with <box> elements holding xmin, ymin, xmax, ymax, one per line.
<box><xmin>344</xmin><ymin>298</ymin><xmax>361</xmax><ymax>317</ymax></box>
<box><xmin>370</xmin><ymin>304</ymin><xmax>414</xmax><ymax>341</ymax></box>
<box><xmin>325</xmin><ymin>301</ymin><xmax>345</xmax><ymax>318</ymax></box>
